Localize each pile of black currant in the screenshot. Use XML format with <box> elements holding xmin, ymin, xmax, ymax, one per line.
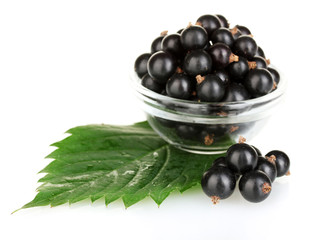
<box><xmin>201</xmin><ymin>137</ymin><xmax>290</xmax><ymax>204</ymax></box>
<box><xmin>134</xmin><ymin>14</ymin><xmax>280</xmax><ymax>102</ymax></box>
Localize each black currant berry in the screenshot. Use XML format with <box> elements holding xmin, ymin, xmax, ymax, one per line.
<box><xmin>196</xmin><ymin>14</ymin><xmax>221</xmax><ymax>35</ymax></box>
<box><xmin>161</xmin><ymin>33</ymin><xmax>184</xmax><ymax>58</ymax></box>
<box><xmin>180</xmin><ymin>25</ymin><xmax>208</xmax><ymax>50</ymax></box>
<box><xmin>267</xmin><ymin>67</ymin><xmax>280</xmax><ymax>84</ymax></box>
<box><xmin>196</xmin><ymin>74</ymin><xmax>225</xmax><ymax>102</ymax></box>
<box><xmin>214</xmin><ymin>69</ymin><xmax>230</xmax><ymax>86</ymax></box>
<box><xmin>216</xmin><ymin>14</ymin><xmax>229</xmax><ymax>28</ymax></box>
<box><xmin>134</xmin><ymin>53</ymin><xmax>151</xmax><ymax>78</ymax></box>
<box><xmin>256</xmin><ymin>46</ymin><xmax>266</xmax><ymax>58</ymax></box>
<box><xmin>233</xmin><ymin>35</ymin><xmax>258</xmax><ymax>59</ymax></box>
<box><xmin>183</xmin><ymin>50</ymin><xmax>213</xmax><ymax>77</ymax></box>
<box><xmin>244</xmin><ymin>68</ymin><xmax>274</xmax><ymax>97</ymax></box>
<box><xmin>212</xmin><ymin>156</ymin><xmax>227</xmax><ymax>168</ymax></box>
<box><xmin>235</xmin><ymin>25</ymin><xmax>252</xmax><ymax>35</ymax></box>
<box><xmin>166</xmin><ymin>73</ymin><xmax>193</xmax><ymax>100</ymax></box>
<box><xmin>147</xmin><ymin>51</ymin><xmax>177</xmax><ymax>83</ymax></box>
<box><xmin>175</xmin><ymin>123</ymin><xmax>201</xmax><ymax>140</ymax></box>
<box><xmin>255</xmin><ymin>156</ymin><xmax>277</xmax><ymax>182</ymax></box>
<box><xmin>251</xmin><ymin>56</ymin><xmax>268</xmax><ymax>69</ymax></box>
<box><xmin>239</xmin><ymin>170</ymin><xmax>272</xmax><ymax>203</ymax></box>
<box><xmin>200</xmin><ymin>124</ymin><xmax>228</xmax><ymax>145</ymax></box>
<box><xmin>222</xmin><ymin>83</ymin><xmax>250</xmax><ymax>102</ymax></box>
<box><xmin>208</xmin><ymin>43</ymin><xmax>239</xmax><ymax>69</ymax></box>
<box><xmin>201</xmin><ymin>166</ymin><xmax>236</xmax><ymax>204</ymax></box>
<box><xmin>265</xmin><ymin>150</ymin><xmax>290</xmax><ymax>177</ymax></box>
<box><xmin>141</xmin><ymin>73</ymin><xmax>164</xmax><ymax>93</ymax></box>
<box><xmin>211</xmin><ymin>27</ymin><xmax>235</xmax><ymax>47</ymax></box>
<box><xmin>226</xmin><ymin>141</ymin><xmax>258</xmax><ymax>174</ymax></box>
<box><xmin>151</xmin><ymin>31</ymin><xmax>168</xmax><ymax>53</ymax></box>
<box><xmin>228</xmin><ymin>56</ymin><xmax>249</xmax><ymax>82</ymax></box>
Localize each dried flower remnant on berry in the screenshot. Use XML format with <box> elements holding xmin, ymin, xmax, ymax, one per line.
<box><xmin>248</xmin><ymin>61</ymin><xmax>257</xmax><ymax>69</ymax></box>
<box><xmin>262</xmin><ymin>182</ymin><xmax>272</xmax><ymax>194</ymax></box>
<box><xmin>238</xmin><ymin>136</ymin><xmax>246</xmax><ymax>143</ymax></box>
<box><xmin>196</xmin><ymin>75</ymin><xmax>205</xmax><ymax>84</ymax></box>
<box><xmin>211</xmin><ymin>196</ymin><xmax>220</xmax><ymax>204</ymax></box>
<box><xmin>265</xmin><ymin>155</ymin><xmax>276</xmax><ymax>164</ymax></box>
<box><xmin>204</xmin><ymin>134</ymin><xmax>214</xmax><ymax>145</ymax></box>
<box><xmin>160</xmin><ymin>30</ymin><xmax>168</xmax><ymax>36</ymax></box>
<box><xmin>229</xmin><ymin>125</ymin><xmax>239</xmax><ymax>133</ymax></box>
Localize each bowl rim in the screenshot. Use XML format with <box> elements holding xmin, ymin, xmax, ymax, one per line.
<box><xmin>130</xmin><ymin>67</ymin><xmax>287</xmax><ymax>108</ymax></box>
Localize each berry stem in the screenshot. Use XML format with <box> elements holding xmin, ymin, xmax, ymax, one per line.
<box><xmin>196</xmin><ymin>75</ymin><xmax>205</xmax><ymax>84</ymax></box>
<box><xmin>211</xmin><ymin>196</ymin><xmax>220</xmax><ymax>204</ymax></box>
<box><xmin>248</xmin><ymin>61</ymin><xmax>257</xmax><ymax>69</ymax></box>
<box><xmin>262</xmin><ymin>182</ymin><xmax>272</xmax><ymax>194</ymax></box>
<box><xmin>229</xmin><ymin>53</ymin><xmax>239</xmax><ymax>63</ymax></box>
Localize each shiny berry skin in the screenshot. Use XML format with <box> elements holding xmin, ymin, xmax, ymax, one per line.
<box><xmin>166</xmin><ymin>73</ymin><xmax>193</xmax><ymax>100</ymax></box>
<box><xmin>183</xmin><ymin>50</ymin><xmax>213</xmax><ymax>76</ymax></box>
<box><xmin>231</xmin><ymin>27</ymin><xmax>242</xmax><ymax>40</ymax></box>
<box><xmin>147</xmin><ymin>51</ymin><xmax>177</xmax><ymax>83</ymax></box>
<box><xmin>222</xmin><ymin>83</ymin><xmax>250</xmax><ymax>102</ymax></box>
<box><xmin>239</xmin><ymin>170</ymin><xmax>272</xmax><ymax>203</ymax></box>
<box><xmin>196</xmin><ymin>74</ymin><xmax>225</xmax><ymax>102</ymax></box>
<box><xmin>244</xmin><ymin>68</ymin><xmax>274</xmax><ymax>97</ymax></box>
<box><xmin>256</xmin><ymin>46</ymin><xmax>266</xmax><ymax>58</ymax></box>
<box><xmin>141</xmin><ymin>73</ymin><xmax>164</xmax><ymax>93</ymax></box>
<box><xmin>175</xmin><ymin>123</ymin><xmax>200</xmax><ymax>140</ymax></box>
<box><xmin>211</xmin><ymin>27</ymin><xmax>234</xmax><ymax>47</ymax></box>
<box><xmin>235</xmin><ymin>25</ymin><xmax>251</xmax><ymax>35</ymax></box>
<box><xmin>268</xmin><ymin>67</ymin><xmax>280</xmax><ymax>84</ymax></box>
<box><xmin>161</xmin><ymin>33</ymin><xmax>184</xmax><ymax>58</ymax></box>
<box><xmin>226</xmin><ymin>143</ymin><xmax>258</xmax><ymax>174</ymax></box>
<box><xmin>216</xmin><ymin>14</ymin><xmax>229</xmax><ymax>28</ymax></box>
<box><xmin>180</xmin><ymin>25</ymin><xmax>208</xmax><ymax>50</ymax></box>
<box><xmin>214</xmin><ymin>69</ymin><xmax>230</xmax><ymax>86</ymax></box>
<box><xmin>266</xmin><ymin>150</ymin><xmax>290</xmax><ymax>177</ymax></box>
<box><xmin>201</xmin><ymin>166</ymin><xmax>236</xmax><ymax>204</ymax></box>
<box><xmin>233</xmin><ymin>35</ymin><xmax>258</xmax><ymax>59</ymax></box>
<box><xmin>252</xmin><ymin>145</ymin><xmax>262</xmax><ymax>156</ymax></box>
<box><xmin>228</xmin><ymin>56</ymin><xmax>249</xmax><ymax>82</ymax></box>
<box><xmin>251</xmin><ymin>56</ymin><xmax>267</xmax><ymax>69</ymax></box>
<box><xmin>255</xmin><ymin>156</ymin><xmax>277</xmax><ymax>182</ymax></box>
<box><xmin>196</xmin><ymin>14</ymin><xmax>221</xmax><ymax>35</ymax></box>
<box><xmin>151</xmin><ymin>35</ymin><xmax>165</xmax><ymax>53</ymax></box>
<box><xmin>212</xmin><ymin>156</ymin><xmax>227</xmax><ymax>168</ymax></box>
<box><xmin>208</xmin><ymin>43</ymin><xmax>238</xmax><ymax>69</ymax></box>
<box><xmin>134</xmin><ymin>53</ymin><xmax>151</xmax><ymax>78</ymax></box>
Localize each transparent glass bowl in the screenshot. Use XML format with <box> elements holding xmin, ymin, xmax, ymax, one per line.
<box><xmin>130</xmin><ymin>70</ymin><xmax>286</xmax><ymax>154</ymax></box>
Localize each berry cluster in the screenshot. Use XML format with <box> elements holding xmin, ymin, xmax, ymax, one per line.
<box><xmin>134</xmin><ymin>14</ymin><xmax>280</xmax><ymax>102</ymax></box>
<box><xmin>201</xmin><ymin>137</ymin><xmax>290</xmax><ymax>204</ymax></box>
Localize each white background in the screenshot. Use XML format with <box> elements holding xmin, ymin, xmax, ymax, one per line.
<box><xmin>1</xmin><ymin>0</ymin><xmax>310</xmax><ymax>239</ymax></box>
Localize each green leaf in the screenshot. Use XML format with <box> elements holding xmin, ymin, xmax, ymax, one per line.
<box><xmin>16</xmin><ymin>121</ymin><xmax>223</xmax><ymax>212</ymax></box>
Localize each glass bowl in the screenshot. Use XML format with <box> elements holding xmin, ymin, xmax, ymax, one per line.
<box><xmin>130</xmin><ymin>70</ymin><xmax>286</xmax><ymax>154</ymax></box>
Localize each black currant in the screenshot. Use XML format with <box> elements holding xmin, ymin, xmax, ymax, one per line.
<box><xmin>134</xmin><ymin>53</ymin><xmax>151</xmax><ymax>78</ymax></box>
<box><xmin>251</xmin><ymin>56</ymin><xmax>268</xmax><ymax>69</ymax></box>
<box><xmin>141</xmin><ymin>73</ymin><xmax>164</xmax><ymax>93</ymax></box>
<box><xmin>200</xmin><ymin>124</ymin><xmax>228</xmax><ymax>145</ymax></box>
<box><xmin>212</xmin><ymin>156</ymin><xmax>227</xmax><ymax>168</ymax></box>
<box><xmin>166</xmin><ymin>73</ymin><xmax>193</xmax><ymax>100</ymax></box>
<box><xmin>244</xmin><ymin>68</ymin><xmax>274</xmax><ymax>97</ymax></box>
<box><xmin>267</xmin><ymin>67</ymin><xmax>280</xmax><ymax>84</ymax></box>
<box><xmin>201</xmin><ymin>166</ymin><xmax>236</xmax><ymax>204</ymax></box>
<box><xmin>196</xmin><ymin>14</ymin><xmax>221</xmax><ymax>35</ymax></box>
<box><xmin>239</xmin><ymin>170</ymin><xmax>272</xmax><ymax>203</ymax></box>
<box><xmin>226</xmin><ymin>142</ymin><xmax>258</xmax><ymax>174</ymax></box>
<box><xmin>175</xmin><ymin>123</ymin><xmax>201</xmax><ymax>140</ymax></box>
<box><xmin>183</xmin><ymin>50</ymin><xmax>213</xmax><ymax>77</ymax></box>
<box><xmin>208</xmin><ymin>43</ymin><xmax>239</xmax><ymax>69</ymax></box>
<box><xmin>233</xmin><ymin>35</ymin><xmax>258</xmax><ymax>59</ymax></box>
<box><xmin>252</xmin><ymin>145</ymin><xmax>262</xmax><ymax>156</ymax></box>
<box><xmin>211</xmin><ymin>27</ymin><xmax>235</xmax><ymax>47</ymax></box>
<box><xmin>222</xmin><ymin>83</ymin><xmax>250</xmax><ymax>102</ymax></box>
<box><xmin>151</xmin><ymin>31</ymin><xmax>168</xmax><ymax>53</ymax></box>
<box><xmin>180</xmin><ymin>25</ymin><xmax>208</xmax><ymax>50</ymax></box>
<box><xmin>196</xmin><ymin>74</ymin><xmax>225</xmax><ymax>102</ymax></box>
<box><xmin>216</xmin><ymin>14</ymin><xmax>229</xmax><ymax>28</ymax></box>
<box><xmin>256</xmin><ymin>46</ymin><xmax>266</xmax><ymax>58</ymax></box>
<box><xmin>265</xmin><ymin>150</ymin><xmax>290</xmax><ymax>177</ymax></box>
<box><xmin>161</xmin><ymin>33</ymin><xmax>184</xmax><ymax>58</ymax></box>
<box><xmin>177</xmin><ymin>28</ymin><xmax>184</xmax><ymax>34</ymax></box>
<box><xmin>255</xmin><ymin>156</ymin><xmax>277</xmax><ymax>182</ymax></box>
<box><xmin>228</xmin><ymin>56</ymin><xmax>249</xmax><ymax>82</ymax></box>
<box><xmin>214</xmin><ymin>69</ymin><xmax>230</xmax><ymax>86</ymax></box>
<box><xmin>235</xmin><ymin>25</ymin><xmax>252</xmax><ymax>35</ymax></box>
<box><xmin>147</xmin><ymin>51</ymin><xmax>177</xmax><ymax>83</ymax></box>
